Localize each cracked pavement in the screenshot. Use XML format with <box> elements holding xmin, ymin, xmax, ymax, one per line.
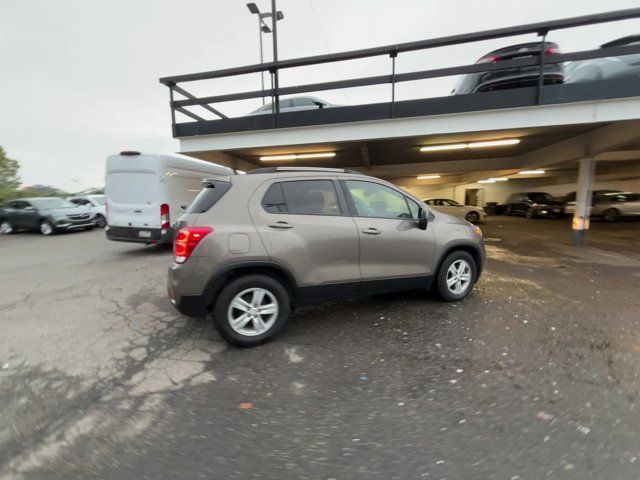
<box><xmin>1</xmin><ymin>217</ymin><xmax>640</xmax><ymax>479</ymax></box>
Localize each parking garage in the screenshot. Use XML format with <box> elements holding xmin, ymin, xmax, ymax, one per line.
<box><xmin>160</xmin><ymin>8</ymin><xmax>640</xmax><ymax>245</ymax></box>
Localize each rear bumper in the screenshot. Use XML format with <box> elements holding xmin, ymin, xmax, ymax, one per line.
<box><xmin>106</xmin><ymin>225</ymin><xmax>173</xmax><ymax>244</ymax></box>
<box><xmin>167</xmin><ymin>265</ymin><xmax>209</xmax><ymax>318</ymax></box>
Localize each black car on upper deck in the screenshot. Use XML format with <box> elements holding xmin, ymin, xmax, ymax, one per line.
<box><xmin>0</xmin><ymin>197</ymin><xmax>96</xmax><ymax>235</ymax></box>
<box><xmin>451</xmin><ymin>41</ymin><xmax>563</xmax><ymax>94</ymax></box>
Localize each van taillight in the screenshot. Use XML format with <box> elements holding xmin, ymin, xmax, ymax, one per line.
<box><xmin>476</xmin><ymin>54</ymin><xmax>501</xmax><ymax>64</ymax></box>
<box><xmin>161</xmin><ymin>203</ymin><xmax>170</xmax><ymax>229</ymax></box>
<box><xmin>174</xmin><ymin>227</ymin><xmax>213</xmax><ymax>264</ymax></box>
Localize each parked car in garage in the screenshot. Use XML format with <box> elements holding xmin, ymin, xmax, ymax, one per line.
<box><xmin>562</xmin><ymin>189</ymin><xmax>621</xmax><ymax>215</ymax></box>
<box><xmin>504</xmin><ymin>192</ymin><xmax>565</xmax><ymax>218</ymax></box>
<box><xmin>564</xmin><ymin>35</ymin><xmax>640</xmax><ymax>84</ymax></box>
<box><xmin>422</xmin><ymin>198</ymin><xmax>487</xmax><ymax>224</ymax></box>
<box><xmin>248</xmin><ymin>96</ymin><xmax>339</xmax><ymax>115</ymax></box>
<box><xmin>168</xmin><ymin>167</ymin><xmax>485</xmax><ymax>347</ymax></box>
<box><xmin>0</xmin><ymin>197</ymin><xmax>96</xmax><ymax>235</ymax></box>
<box><xmin>68</xmin><ymin>194</ymin><xmax>107</xmax><ymax>227</ymax></box>
<box><xmin>451</xmin><ymin>41</ymin><xmax>563</xmax><ymax>94</ymax></box>
<box><xmin>591</xmin><ymin>191</ymin><xmax>640</xmax><ymax>222</ymax></box>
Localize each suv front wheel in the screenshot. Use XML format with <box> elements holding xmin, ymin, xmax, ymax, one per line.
<box><xmin>435</xmin><ymin>251</ymin><xmax>478</xmax><ymax>302</ymax></box>
<box><xmin>213</xmin><ymin>274</ymin><xmax>291</xmax><ymax>347</ymax></box>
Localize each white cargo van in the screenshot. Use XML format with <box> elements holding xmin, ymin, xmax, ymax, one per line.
<box><xmin>105</xmin><ymin>151</ymin><xmax>233</xmax><ymax>244</ymax></box>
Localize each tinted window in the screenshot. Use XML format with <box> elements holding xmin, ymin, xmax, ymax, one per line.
<box><xmin>345</xmin><ymin>180</ymin><xmax>411</xmax><ymax>219</ymax></box>
<box><xmin>528</xmin><ymin>193</ymin><xmax>554</xmax><ymax>203</ymax></box>
<box><xmin>262</xmin><ymin>183</ymin><xmax>287</xmax><ymax>213</ymax></box>
<box><xmin>186</xmin><ymin>181</ymin><xmax>232</xmax><ymax>214</ymax></box>
<box><xmin>263</xmin><ymin>180</ymin><xmax>340</xmax><ymax>215</ymax></box>
<box><xmin>291</xmin><ymin>97</ymin><xmax>317</xmax><ymax>107</ymax></box>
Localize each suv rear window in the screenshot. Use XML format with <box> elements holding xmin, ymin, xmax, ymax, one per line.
<box><xmin>186</xmin><ymin>180</ymin><xmax>231</xmax><ymax>214</ymax></box>
<box><xmin>262</xmin><ymin>180</ymin><xmax>341</xmax><ymax>215</ymax></box>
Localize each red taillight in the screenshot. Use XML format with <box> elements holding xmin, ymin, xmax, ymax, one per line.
<box><xmin>174</xmin><ymin>227</ymin><xmax>213</xmax><ymax>264</ymax></box>
<box><xmin>545</xmin><ymin>46</ymin><xmax>560</xmax><ymax>55</ymax></box>
<box><xmin>476</xmin><ymin>54</ymin><xmax>501</xmax><ymax>64</ymax></box>
<box><xmin>161</xmin><ymin>203</ymin><xmax>170</xmax><ymax>229</ymax></box>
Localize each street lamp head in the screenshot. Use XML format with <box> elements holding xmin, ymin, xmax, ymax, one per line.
<box><xmin>246</xmin><ymin>3</ymin><xmax>260</xmax><ymax>14</ymax></box>
<box><xmin>261</xmin><ymin>24</ymin><xmax>272</xmax><ymax>33</ymax></box>
<box><xmin>276</xmin><ymin>11</ymin><xmax>284</xmax><ymax>20</ymax></box>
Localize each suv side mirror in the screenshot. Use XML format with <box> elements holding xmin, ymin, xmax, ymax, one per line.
<box><xmin>418</xmin><ymin>207</ymin><xmax>428</xmax><ymax>230</ymax></box>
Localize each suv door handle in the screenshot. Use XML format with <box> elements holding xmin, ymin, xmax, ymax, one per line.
<box><xmin>362</xmin><ymin>227</ymin><xmax>380</xmax><ymax>235</ymax></box>
<box><xmin>269</xmin><ymin>221</ymin><xmax>293</xmax><ymax>229</ymax></box>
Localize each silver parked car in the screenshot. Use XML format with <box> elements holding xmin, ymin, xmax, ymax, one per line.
<box><xmin>168</xmin><ymin>167</ymin><xmax>485</xmax><ymax>346</ymax></box>
<box><xmin>422</xmin><ymin>198</ymin><xmax>487</xmax><ymax>224</ymax></box>
<box><xmin>247</xmin><ymin>96</ymin><xmax>339</xmax><ymax>115</ymax></box>
<box><xmin>591</xmin><ymin>192</ymin><xmax>640</xmax><ymax>222</ymax></box>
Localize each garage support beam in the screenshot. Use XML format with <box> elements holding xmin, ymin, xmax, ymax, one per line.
<box><xmin>572</xmin><ymin>157</ymin><xmax>596</xmax><ymax>247</ymax></box>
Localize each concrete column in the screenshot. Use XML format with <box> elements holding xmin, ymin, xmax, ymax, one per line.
<box><xmin>572</xmin><ymin>157</ymin><xmax>596</xmax><ymax>246</ymax></box>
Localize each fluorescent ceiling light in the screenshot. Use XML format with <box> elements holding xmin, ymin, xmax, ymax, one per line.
<box><xmin>259</xmin><ymin>152</ymin><xmax>336</xmax><ymax>161</ymax></box>
<box><xmin>518</xmin><ymin>170</ymin><xmax>546</xmax><ymax>175</ymax></box>
<box><xmin>420</xmin><ymin>143</ymin><xmax>467</xmax><ymax>152</ymax></box>
<box><xmin>488</xmin><ymin>177</ymin><xmax>508</xmax><ymax>182</ymax></box>
<box><xmin>416</xmin><ymin>175</ymin><xmax>441</xmax><ymax>180</ymax></box>
<box><xmin>467</xmin><ymin>138</ymin><xmax>520</xmax><ymax>148</ymax></box>
<box><xmin>478</xmin><ymin>179</ymin><xmax>496</xmax><ymax>183</ymax></box>
<box><xmin>420</xmin><ymin>138</ymin><xmax>520</xmax><ymax>153</ymax></box>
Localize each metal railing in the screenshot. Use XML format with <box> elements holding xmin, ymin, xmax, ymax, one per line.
<box><xmin>159</xmin><ymin>8</ymin><xmax>640</xmax><ymax>137</ymax></box>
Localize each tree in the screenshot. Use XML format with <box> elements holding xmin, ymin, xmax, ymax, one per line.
<box><xmin>0</xmin><ymin>146</ymin><xmax>21</xmax><ymax>203</ymax></box>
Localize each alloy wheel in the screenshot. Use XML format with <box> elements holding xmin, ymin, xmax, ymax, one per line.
<box><xmin>0</xmin><ymin>221</ymin><xmax>13</xmax><ymax>234</ymax></box>
<box><xmin>466</xmin><ymin>212</ymin><xmax>479</xmax><ymax>224</ymax></box>
<box><xmin>446</xmin><ymin>259</ymin><xmax>472</xmax><ymax>295</ymax></box>
<box><xmin>40</xmin><ymin>221</ymin><xmax>53</xmax><ymax>235</ymax></box>
<box><xmin>227</xmin><ymin>287</ymin><xmax>279</xmax><ymax>337</ymax></box>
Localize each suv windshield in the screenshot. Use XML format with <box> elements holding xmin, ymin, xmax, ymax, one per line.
<box><xmin>30</xmin><ymin>198</ymin><xmax>76</xmax><ymax>209</ymax></box>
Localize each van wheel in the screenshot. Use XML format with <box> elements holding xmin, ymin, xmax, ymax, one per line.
<box><xmin>435</xmin><ymin>251</ymin><xmax>477</xmax><ymax>302</ymax></box>
<box><xmin>213</xmin><ymin>274</ymin><xmax>290</xmax><ymax>347</ymax></box>
<box><xmin>40</xmin><ymin>220</ymin><xmax>55</xmax><ymax>235</ymax></box>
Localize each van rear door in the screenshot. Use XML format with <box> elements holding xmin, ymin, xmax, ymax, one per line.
<box><xmin>106</xmin><ymin>171</ymin><xmax>161</xmax><ymax>229</ymax></box>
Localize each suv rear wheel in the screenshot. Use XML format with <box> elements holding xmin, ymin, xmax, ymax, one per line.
<box><xmin>0</xmin><ymin>220</ymin><xmax>14</xmax><ymax>234</ymax></box>
<box><xmin>213</xmin><ymin>274</ymin><xmax>290</xmax><ymax>347</ymax></box>
<box><xmin>435</xmin><ymin>251</ymin><xmax>477</xmax><ymax>302</ymax></box>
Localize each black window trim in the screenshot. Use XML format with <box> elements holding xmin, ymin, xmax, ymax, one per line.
<box><xmin>261</xmin><ymin>178</ymin><xmax>347</xmax><ymax>217</ymax></box>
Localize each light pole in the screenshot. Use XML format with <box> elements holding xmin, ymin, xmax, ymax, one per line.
<box><xmin>247</xmin><ymin>3</ymin><xmax>284</xmax><ymax>105</ymax></box>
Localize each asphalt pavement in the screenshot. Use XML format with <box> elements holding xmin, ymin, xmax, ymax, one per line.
<box><xmin>1</xmin><ymin>217</ymin><xmax>640</xmax><ymax>479</ymax></box>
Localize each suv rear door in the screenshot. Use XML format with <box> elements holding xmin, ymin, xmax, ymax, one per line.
<box><xmin>342</xmin><ymin>179</ymin><xmax>436</xmax><ymax>281</ymax></box>
<box><xmin>250</xmin><ymin>178</ymin><xmax>360</xmax><ymax>290</ymax></box>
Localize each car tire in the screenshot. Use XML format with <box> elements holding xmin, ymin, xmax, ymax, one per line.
<box><xmin>0</xmin><ymin>220</ymin><xmax>14</xmax><ymax>234</ymax></box>
<box><xmin>434</xmin><ymin>251</ymin><xmax>477</xmax><ymax>302</ymax></box>
<box><xmin>602</xmin><ymin>208</ymin><xmax>619</xmax><ymax>222</ymax></box>
<box><xmin>526</xmin><ymin>208</ymin><xmax>536</xmax><ymax>219</ymax></box>
<box><xmin>465</xmin><ymin>211</ymin><xmax>480</xmax><ymax>224</ymax></box>
<box><xmin>95</xmin><ymin>215</ymin><xmax>106</xmax><ymax>228</ymax></box>
<box><xmin>212</xmin><ymin>274</ymin><xmax>290</xmax><ymax>347</ymax></box>
<box><xmin>39</xmin><ymin>220</ymin><xmax>55</xmax><ymax>235</ymax></box>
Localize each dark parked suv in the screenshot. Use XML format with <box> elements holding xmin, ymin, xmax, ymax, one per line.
<box><xmin>168</xmin><ymin>167</ymin><xmax>485</xmax><ymax>347</ymax></box>
<box><xmin>504</xmin><ymin>192</ymin><xmax>565</xmax><ymax>218</ymax></box>
<box><xmin>0</xmin><ymin>197</ymin><xmax>96</xmax><ymax>235</ymax></box>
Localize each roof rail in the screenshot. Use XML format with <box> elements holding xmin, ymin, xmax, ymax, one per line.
<box><xmin>247</xmin><ymin>167</ymin><xmax>366</xmax><ymax>175</ymax></box>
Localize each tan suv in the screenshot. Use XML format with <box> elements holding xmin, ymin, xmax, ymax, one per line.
<box><xmin>168</xmin><ymin>167</ymin><xmax>485</xmax><ymax>347</ymax></box>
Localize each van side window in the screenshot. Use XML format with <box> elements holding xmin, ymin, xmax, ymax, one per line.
<box><xmin>263</xmin><ymin>180</ymin><xmax>341</xmax><ymax>215</ymax></box>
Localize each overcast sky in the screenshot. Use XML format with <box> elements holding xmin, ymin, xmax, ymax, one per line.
<box><xmin>1</xmin><ymin>0</ymin><xmax>639</xmax><ymax>191</ymax></box>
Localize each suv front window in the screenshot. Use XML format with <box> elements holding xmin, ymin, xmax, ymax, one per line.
<box><xmin>345</xmin><ymin>180</ymin><xmax>412</xmax><ymax>219</ymax></box>
<box><xmin>263</xmin><ymin>180</ymin><xmax>341</xmax><ymax>215</ymax></box>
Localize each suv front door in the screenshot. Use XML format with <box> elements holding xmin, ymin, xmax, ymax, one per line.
<box><xmin>342</xmin><ymin>179</ymin><xmax>436</xmax><ymax>281</ymax></box>
<box><xmin>251</xmin><ymin>178</ymin><xmax>360</xmax><ymax>291</ymax></box>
